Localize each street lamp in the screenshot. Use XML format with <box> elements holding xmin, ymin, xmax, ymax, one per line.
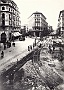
<box><xmin>34</xmin><ymin>36</ymin><xmax>37</xmax><ymax>46</ymax></box>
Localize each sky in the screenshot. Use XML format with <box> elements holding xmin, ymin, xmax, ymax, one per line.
<box><xmin>13</xmin><ymin>0</ymin><xmax>64</xmax><ymax>30</ymax></box>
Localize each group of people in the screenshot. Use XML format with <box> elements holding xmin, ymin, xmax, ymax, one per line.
<box><xmin>28</xmin><ymin>42</ymin><xmax>37</xmax><ymax>51</ymax></box>
<box><xmin>0</xmin><ymin>42</ymin><xmax>16</xmax><ymax>59</ymax></box>
<box><xmin>28</xmin><ymin>45</ymin><xmax>33</xmax><ymax>51</ymax></box>
<box><xmin>28</xmin><ymin>42</ymin><xmax>42</xmax><ymax>51</ymax></box>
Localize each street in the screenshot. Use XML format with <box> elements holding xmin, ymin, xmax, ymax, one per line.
<box><xmin>0</xmin><ymin>36</ymin><xmax>64</xmax><ymax>90</ymax></box>
<box><xmin>0</xmin><ymin>0</ymin><xmax>64</xmax><ymax>90</ymax></box>
<box><xmin>0</xmin><ymin>37</ymin><xmax>38</xmax><ymax>74</ymax></box>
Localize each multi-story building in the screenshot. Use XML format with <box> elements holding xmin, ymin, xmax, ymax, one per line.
<box><xmin>0</xmin><ymin>0</ymin><xmax>21</xmax><ymax>43</ymax></box>
<box><xmin>58</xmin><ymin>10</ymin><xmax>64</xmax><ymax>36</ymax></box>
<box><xmin>48</xmin><ymin>25</ymin><xmax>53</xmax><ymax>33</ymax></box>
<box><xmin>28</xmin><ymin>11</ymin><xmax>48</xmax><ymax>37</ymax></box>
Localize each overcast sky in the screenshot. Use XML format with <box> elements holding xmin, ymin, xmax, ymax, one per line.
<box><xmin>14</xmin><ymin>0</ymin><xmax>64</xmax><ymax>30</ymax></box>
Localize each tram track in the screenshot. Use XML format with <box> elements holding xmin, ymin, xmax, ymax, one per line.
<box><xmin>0</xmin><ymin>40</ymin><xmax>40</xmax><ymax>68</ymax></box>
<box><xmin>0</xmin><ymin>42</ymin><xmax>40</xmax><ymax>76</ymax></box>
<box><xmin>1</xmin><ymin>49</ymin><xmax>34</xmax><ymax>76</ymax></box>
<box><xmin>0</xmin><ymin>49</ymin><xmax>27</xmax><ymax>67</ymax></box>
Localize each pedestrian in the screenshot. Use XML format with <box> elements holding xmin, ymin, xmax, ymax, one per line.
<box><xmin>39</xmin><ymin>43</ymin><xmax>41</xmax><ymax>48</ymax></box>
<box><xmin>12</xmin><ymin>42</ymin><xmax>15</xmax><ymax>47</ymax></box>
<box><xmin>17</xmin><ymin>59</ymin><xmax>18</xmax><ymax>65</ymax></box>
<box><xmin>49</xmin><ymin>45</ymin><xmax>52</xmax><ymax>53</ymax></box>
<box><xmin>4</xmin><ymin>44</ymin><xmax>6</xmax><ymax>50</ymax></box>
<box><xmin>30</xmin><ymin>45</ymin><xmax>32</xmax><ymax>50</ymax></box>
<box><xmin>49</xmin><ymin>44</ymin><xmax>51</xmax><ymax>50</ymax></box>
<box><xmin>59</xmin><ymin>47</ymin><xmax>63</xmax><ymax>61</ymax></box>
<box><xmin>28</xmin><ymin>46</ymin><xmax>30</xmax><ymax>51</ymax></box>
<box><xmin>35</xmin><ymin>38</ymin><xmax>36</xmax><ymax>46</ymax></box>
<box><xmin>53</xmin><ymin>46</ymin><xmax>55</xmax><ymax>51</ymax></box>
<box><xmin>0</xmin><ymin>44</ymin><xmax>1</xmax><ymax>51</ymax></box>
<box><xmin>1</xmin><ymin>51</ymin><xmax>4</xmax><ymax>58</ymax></box>
<box><xmin>33</xmin><ymin>43</ymin><xmax>35</xmax><ymax>48</ymax></box>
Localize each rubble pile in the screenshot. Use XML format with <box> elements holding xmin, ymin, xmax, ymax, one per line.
<box><xmin>11</xmin><ymin>60</ymin><xmax>48</xmax><ymax>90</ymax></box>
<box><xmin>13</xmin><ymin>46</ymin><xmax>64</xmax><ymax>90</ymax></box>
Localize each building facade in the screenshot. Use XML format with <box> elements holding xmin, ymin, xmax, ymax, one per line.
<box><xmin>58</xmin><ymin>10</ymin><xmax>64</xmax><ymax>37</ymax></box>
<box><xmin>28</xmin><ymin>11</ymin><xmax>48</xmax><ymax>37</ymax></box>
<box><xmin>0</xmin><ymin>0</ymin><xmax>21</xmax><ymax>42</ymax></box>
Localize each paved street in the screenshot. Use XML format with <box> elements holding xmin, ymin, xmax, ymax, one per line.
<box><xmin>0</xmin><ymin>37</ymin><xmax>38</xmax><ymax>74</ymax></box>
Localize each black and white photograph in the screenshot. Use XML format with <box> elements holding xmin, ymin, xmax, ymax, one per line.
<box><xmin>0</xmin><ymin>0</ymin><xmax>64</xmax><ymax>90</ymax></box>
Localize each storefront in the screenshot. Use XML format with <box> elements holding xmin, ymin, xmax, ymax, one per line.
<box><xmin>1</xmin><ymin>32</ymin><xmax>6</xmax><ymax>43</ymax></box>
<box><xmin>12</xmin><ymin>32</ymin><xmax>22</xmax><ymax>41</ymax></box>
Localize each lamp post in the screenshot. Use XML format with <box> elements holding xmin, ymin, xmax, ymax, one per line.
<box><xmin>34</xmin><ymin>36</ymin><xmax>37</xmax><ymax>46</ymax></box>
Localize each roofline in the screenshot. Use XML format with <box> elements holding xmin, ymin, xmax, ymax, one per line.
<box><xmin>33</xmin><ymin>12</ymin><xmax>46</xmax><ymax>19</ymax></box>
<box><xmin>1</xmin><ymin>0</ymin><xmax>18</xmax><ymax>7</ymax></box>
<box><xmin>59</xmin><ymin>10</ymin><xmax>64</xmax><ymax>18</ymax></box>
<box><xmin>28</xmin><ymin>11</ymin><xmax>46</xmax><ymax>19</ymax></box>
<box><xmin>1</xmin><ymin>0</ymin><xmax>20</xmax><ymax>13</ymax></box>
<box><xmin>1</xmin><ymin>0</ymin><xmax>11</xmax><ymax>3</ymax></box>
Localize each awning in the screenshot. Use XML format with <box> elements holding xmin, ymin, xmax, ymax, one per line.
<box><xmin>12</xmin><ymin>32</ymin><xmax>22</xmax><ymax>37</ymax></box>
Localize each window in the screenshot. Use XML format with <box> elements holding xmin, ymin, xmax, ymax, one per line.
<box><xmin>2</xmin><ymin>13</ymin><xmax>5</xmax><ymax>18</ymax></box>
<box><xmin>9</xmin><ymin>14</ymin><xmax>11</xmax><ymax>19</ymax></box>
<box><xmin>18</xmin><ymin>18</ymin><xmax>19</xmax><ymax>21</ymax></box>
<box><xmin>6</xmin><ymin>6</ymin><xmax>8</xmax><ymax>9</ymax></box>
<box><xmin>2</xmin><ymin>6</ymin><xmax>5</xmax><ymax>10</ymax></box>
<box><xmin>9</xmin><ymin>20</ymin><xmax>11</xmax><ymax>25</ymax></box>
<box><xmin>35</xmin><ymin>19</ymin><xmax>36</xmax><ymax>22</ymax></box>
<box><xmin>37</xmin><ymin>23</ymin><xmax>38</xmax><ymax>26</ymax></box>
<box><xmin>11</xmin><ymin>8</ymin><xmax>12</xmax><ymax>12</ymax></box>
<box><xmin>37</xmin><ymin>14</ymin><xmax>40</xmax><ymax>17</ymax></box>
<box><xmin>2</xmin><ymin>20</ymin><xmax>5</xmax><ymax>26</ymax></box>
<box><xmin>38</xmin><ymin>23</ymin><xmax>40</xmax><ymax>26</ymax></box>
<box><xmin>13</xmin><ymin>9</ymin><xmax>14</xmax><ymax>13</ymax></box>
<box><xmin>9</xmin><ymin>8</ymin><xmax>10</xmax><ymax>11</ymax></box>
<box><xmin>18</xmin><ymin>23</ymin><xmax>19</xmax><ymax>25</ymax></box>
<box><xmin>37</xmin><ymin>19</ymin><xmax>38</xmax><ymax>21</ymax></box>
<box><xmin>38</xmin><ymin>19</ymin><xmax>40</xmax><ymax>21</ymax></box>
<box><xmin>37</xmin><ymin>15</ymin><xmax>38</xmax><ymax>17</ymax></box>
<box><xmin>36</xmin><ymin>23</ymin><xmax>38</xmax><ymax>26</ymax></box>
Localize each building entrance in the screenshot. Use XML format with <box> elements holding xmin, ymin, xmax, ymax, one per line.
<box><xmin>1</xmin><ymin>32</ymin><xmax>6</xmax><ymax>43</ymax></box>
<box><xmin>35</xmin><ymin>31</ymin><xmax>39</xmax><ymax>37</ymax></box>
